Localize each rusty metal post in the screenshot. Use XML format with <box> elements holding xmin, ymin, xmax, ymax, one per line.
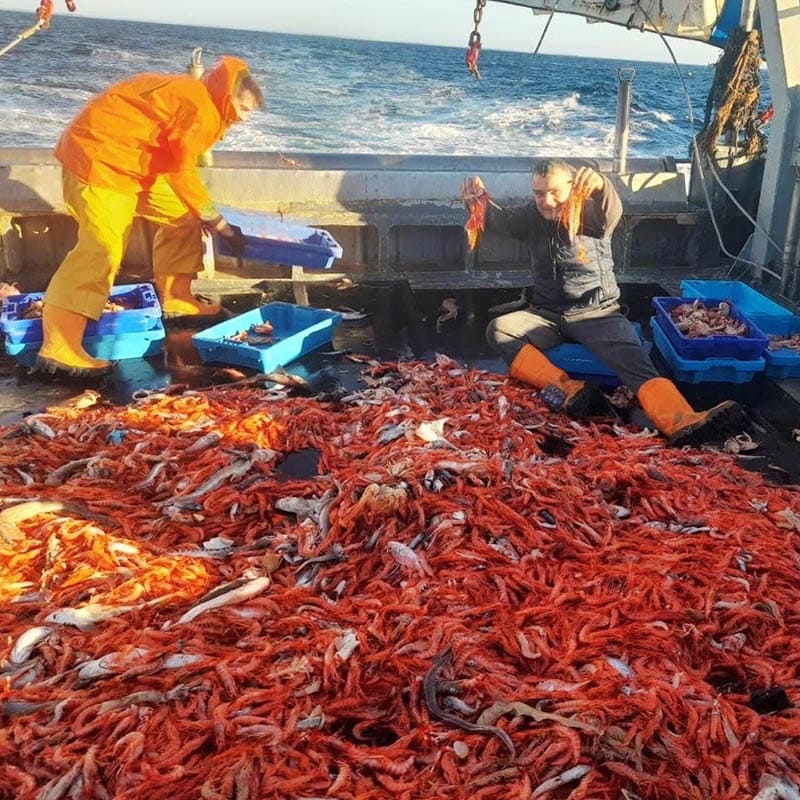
<box><xmin>613</xmin><ymin>68</ymin><xmax>635</xmax><ymax>174</ymax></box>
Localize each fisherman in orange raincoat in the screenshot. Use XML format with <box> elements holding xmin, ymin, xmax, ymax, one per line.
<box><xmin>37</xmin><ymin>56</ymin><xmax>263</xmax><ymax>376</ymax></box>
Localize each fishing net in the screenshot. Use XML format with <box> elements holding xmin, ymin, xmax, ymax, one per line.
<box><xmin>697</xmin><ymin>28</ymin><xmax>766</xmax><ymax>159</ymax></box>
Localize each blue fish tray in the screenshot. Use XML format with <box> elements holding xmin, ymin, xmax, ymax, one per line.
<box><xmin>653</xmin><ymin>296</ymin><xmax>768</xmax><ymax>361</ymax></box>
<box><xmin>5</xmin><ymin>324</ymin><xmax>166</xmax><ymax>368</ymax></box>
<box><xmin>1</xmin><ymin>283</ymin><xmax>162</xmax><ymax>346</ymax></box>
<box><xmin>651</xmin><ymin>317</ymin><xmax>764</xmax><ymax>384</ymax></box>
<box><xmin>758</xmin><ymin>315</ymin><xmax>800</xmax><ymax>379</ymax></box>
<box><xmin>547</xmin><ymin>323</ymin><xmax>648</xmax><ymax>387</ymax></box>
<box><xmin>216</xmin><ymin>207</ymin><xmax>343</xmax><ymax>270</ymax></box>
<box><xmin>680</xmin><ymin>280</ymin><xmax>793</xmax><ymax>329</ymax></box>
<box><xmin>192</xmin><ymin>302</ymin><xmax>342</xmax><ymax>372</ymax></box>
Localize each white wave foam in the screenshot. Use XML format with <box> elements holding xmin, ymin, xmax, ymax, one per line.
<box><xmin>427</xmin><ymin>84</ymin><xmax>467</xmax><ymax>103</ymax></box>
<box><xmin>483</xmin><ymin>93</ymin><xmax>585</xmax><ymax>132</ymax></box>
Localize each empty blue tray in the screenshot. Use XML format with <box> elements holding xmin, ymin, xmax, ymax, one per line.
<box><xmin>653</xmin><ymin>296</ymin><xmax>768</xmax><ymax>361</ymax></box>
<box><xmin>651</xmin><ymin>317</ymin><xmax>764</xmax><ymax>384</ymax></box>
<box><xmin>1</xmin><ymin>283</ymin><xmax>162</xmax><ymax>346</ymax></box>
<box><xmin>216</xmin><ymin>207</ymin><xmax>343</xmax><ymax>270</ymax></box>
<box><xmin>192</xmin><ymin>302</ymin><xmax>342</xmax><ymax>372</ymax></box>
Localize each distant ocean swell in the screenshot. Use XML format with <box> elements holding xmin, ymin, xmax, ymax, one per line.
<box><xmin>0</xmin><ymin>12</ymin><xmax>768</xmax><ymax>158</ymax></box>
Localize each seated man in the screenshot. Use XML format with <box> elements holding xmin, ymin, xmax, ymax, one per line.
<box><xmin>461</xmin><ymin>158</ymin><xmax>746</xmax><ymax>446</ymax></box>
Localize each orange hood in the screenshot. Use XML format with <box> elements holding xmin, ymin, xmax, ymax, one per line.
<box><xmin>201</xmin><ymin>56</ymin><xmax>252</xmax><ymax>125</ymax></box>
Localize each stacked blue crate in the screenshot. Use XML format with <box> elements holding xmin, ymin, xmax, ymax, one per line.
<box><xmin>650</xmin><ymin>317</ymin><xmax>765</xmax><ymax>384</ymax></box>
<box><xmin>678</xmin><ymin>280</ymin><xmax>800</xmax><ymax>379</ymax></box>
<box><xmin>0</xmin><ymin>283</ymin><xmax>165</xmax><ymax>366</ymax></box>
<box><xmin>652</xmin><ymin>297</ymin><xmax>768</xmax><ymax>360</ymax></box>
<box><xmin>650</xmin><ymin>296</ymin><xmax>768</xmax><ymax>383</ymax></box>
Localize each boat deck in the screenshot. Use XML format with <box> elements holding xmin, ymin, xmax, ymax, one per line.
<box><xmin>2</xmin><ymin>280</ymin><xmax>798</xmax><ymax>485</ymax></box>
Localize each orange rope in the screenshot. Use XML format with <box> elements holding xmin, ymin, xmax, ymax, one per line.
<box><xmin>0</xmin><ymin>0</ymin><xmax>76</xmax><ymax>58</ymax></box>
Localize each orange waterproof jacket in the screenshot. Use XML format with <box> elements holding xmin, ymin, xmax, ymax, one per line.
<box><xmin>55</xmin><ymin>56</ymin><xmax>250</xmax><ymax>221</ymax></box>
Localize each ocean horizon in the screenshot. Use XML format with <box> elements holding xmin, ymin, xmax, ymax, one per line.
<box><xmin>0</xmin><ymin>10</ymin><xmax>772</xmax><ymax>159</ymax></box>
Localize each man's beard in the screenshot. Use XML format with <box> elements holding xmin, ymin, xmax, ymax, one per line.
<box><xmin>538</xmin><ymin>205</ymin><xmax>562</xmax><ymax>220</ymax></box>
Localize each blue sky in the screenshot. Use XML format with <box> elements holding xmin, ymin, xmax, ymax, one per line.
<box><xmin>1</xmin><ymin>0</ymin><xmax>719</xmax><ymax>64</ymax></box>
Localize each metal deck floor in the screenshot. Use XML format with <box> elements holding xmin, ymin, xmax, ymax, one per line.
<box><xmin>1</xmin><ymin>281</ymin><xmax>798</xmax><ymax>485</ymax></box>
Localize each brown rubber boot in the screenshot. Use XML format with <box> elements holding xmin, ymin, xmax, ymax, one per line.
<box><xmin>510</xmin><ymin>343</ymin><xmax>614</xmax><ymax>419</ymax></box>
<box><xmin>637</xmin><ymin>377</ymin><xmax>748</xmax><ymax>447</ymax></box>
<box><xmin>34</xmin><ymin>305</ymin><xmax>112</xmax><ymax>377</ymax></box>
<box><xmin>155</xmin><ymin>274</ymin><xmax>221</xmax><ymax>318</ymax></box>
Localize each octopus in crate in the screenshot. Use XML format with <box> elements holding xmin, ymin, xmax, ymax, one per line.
<box><xmin>669</xmin><ymin>299</ymin><xmax>748</xmax><ymax>338</ymax></box>
<box><xmin>18</xmin><ymin>297</ymin><xmax>132</xmax><ymax>320</ymax></box>
<box><xmin>222</xmin><ymin>321</ymin><xmax>275</xmax><ymax>346</ymax></box>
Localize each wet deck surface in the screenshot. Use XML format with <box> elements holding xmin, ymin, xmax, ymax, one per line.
<box><xmin>2</xmin><ymin>281</ymin><xmax>798</xmax><ymax>485</ymax></box>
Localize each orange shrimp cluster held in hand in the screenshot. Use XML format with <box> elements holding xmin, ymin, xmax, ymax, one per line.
<box><xmin>464</xmin><ymin>191</ymin><xmax>489</xmax><ymax>252</ymax></box>
<box><xmin>559</xmin><ymin>189</ymin><xmax>588</xmax><ymax>263</ymax></box>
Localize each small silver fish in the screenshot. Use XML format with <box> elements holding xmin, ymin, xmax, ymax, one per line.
<box><xmin>22</xmin><ymin>415</ymin><xmax>56</xmax><ymax>440</ymax></box>
<box><xmin>0</xmin><ymin>500</ymin><xmax>66</xmax><ymax>546</ymax></box>
<box><xmin>184</xmin><ymin>430</ymin><xmax>223</xmax><ymax>455</ymax></box>
<box><xmin>162</xmin><ymin>453</ymin><xmax>272</xmax><ymax>510</ymax></box>
<box><xmin>334</xmin><ymin>630</ymin><xmax>359</xmax><ymax>661</ymax></box>
<box><xmin>46</xmin><ymin>602</ymin><xmax>139</xmax><ymax>631</ymax></box>
<box><xmin>76</xmin><ymin>647</ymin><xmax>151</xmax><ymax>681</ymax></box>
<box><xmin>94</xmin><ymin>685</ymin><xmax>191</xmax><ymax>714</ymax></box>
<box><xmin>8</xmin><ymin>625</ymin><xmax>53</xmax><ymax>665</ymax></box>
<box><xmin>377</xmin><ymin>421</ymin><xmax>413</xmax><ymax>444</ymax></box>
<box><xmin>386</xmin><ymin>541</ymin><xmax>433</xmax><ymax>577</ymax></box>
<box><xmin>45</xmin><ymin>457</ymin><xmax>96</xmax><ymax>487</ymax></box>
<box><xmin>13</xmin><ymin>468</ymin><xmax>34</xmax><ymax>486</ymax></box>
<box><xmin>134</xmin><ymin>460</ymin><xmax>168</xmax><ymax>490</ymax></box>
<box><xmin>275</xmin><ymin>496</ymin><xmax>321</xmax><ymax>519</ymax></box>
<box><xmin>604</xmin><ymin>655</ymin><xmax>635</xmax><ymax>679</ymax></box>
<box><xmin>177</xmin><ymin>576</ymin><xmax>271</xmax><ymax>624</ymax></box>
<box><xmin>0</xmin><ymin>499</ymin><xmax>118</xmax><ymax>546</ymax></box>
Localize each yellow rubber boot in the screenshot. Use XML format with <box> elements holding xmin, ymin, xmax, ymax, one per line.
<box><xmin>34</xmin><ymin>305</ymin><xmax>112</xmax><ymax>376</ymax></box>
<box><xmin>637</xmin><ymin>377</ymin><xmax>748</xmax><ymax>447</ymax></box>
<box><xmin>155</xmin><ymin>274</ymin><xmax>221</xmax><ymax>318</ymax></box>
<box><xmin>510</xmin><ymin>343</ymin><xmax>613</xmax><ymax>418</ymax></box>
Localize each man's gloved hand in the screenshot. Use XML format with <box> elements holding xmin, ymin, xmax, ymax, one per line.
<box><xmin>571</xmin><ymin>167</ymin><xmax>605</xmax><ymax>198</ymax></box>
<box><xmin>217</xmin><ymin>222</ymin><xmax>247</xmax><ymax>258</ymax></box>
<box><xmin>205</xmin><ymin>215</ymin><xmax>247</xmax><ymax>257</ymax></box>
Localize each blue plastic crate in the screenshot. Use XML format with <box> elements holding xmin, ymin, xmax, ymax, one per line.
<box><xmin>680</xmin><ymin>280</ymin><xmax>792</xmax><ymax>329</ymax></box>
<box><xmin>1</xmin><ymin>283</ymin><xmax>161</xmax><ymax>346</ymax></box>
<box><xmin>216</xmin><ymin>206</ymin><xmax>343</xmax><ymax>270</ymax></box>
<box><xmin>5</xmin><ymin>324</ymin><xmax>165</xmax><ymax>368</ymax></box>
<box><xmin>547</xmin><ymin>323</ymin><xmax>648</xmax><ymax>387</ymax></box>
<box><xmin>758</xmin><ymin>315</ymin><xmax>800</xmax><ymax>379</ymax></box>
<box><xmin>650</xmin><ymin>317</ymin><xmax>764</xmax><ymax>384</ymax></box>
<box><xmin>653</xmin><ymin>296</ymin><xmax>768</xmax><ymax>361</ymax></box>
<box><xmin>192</xmin><ymin>302</ymin><xmax>342</xmax><ymax>372</ymax></box>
